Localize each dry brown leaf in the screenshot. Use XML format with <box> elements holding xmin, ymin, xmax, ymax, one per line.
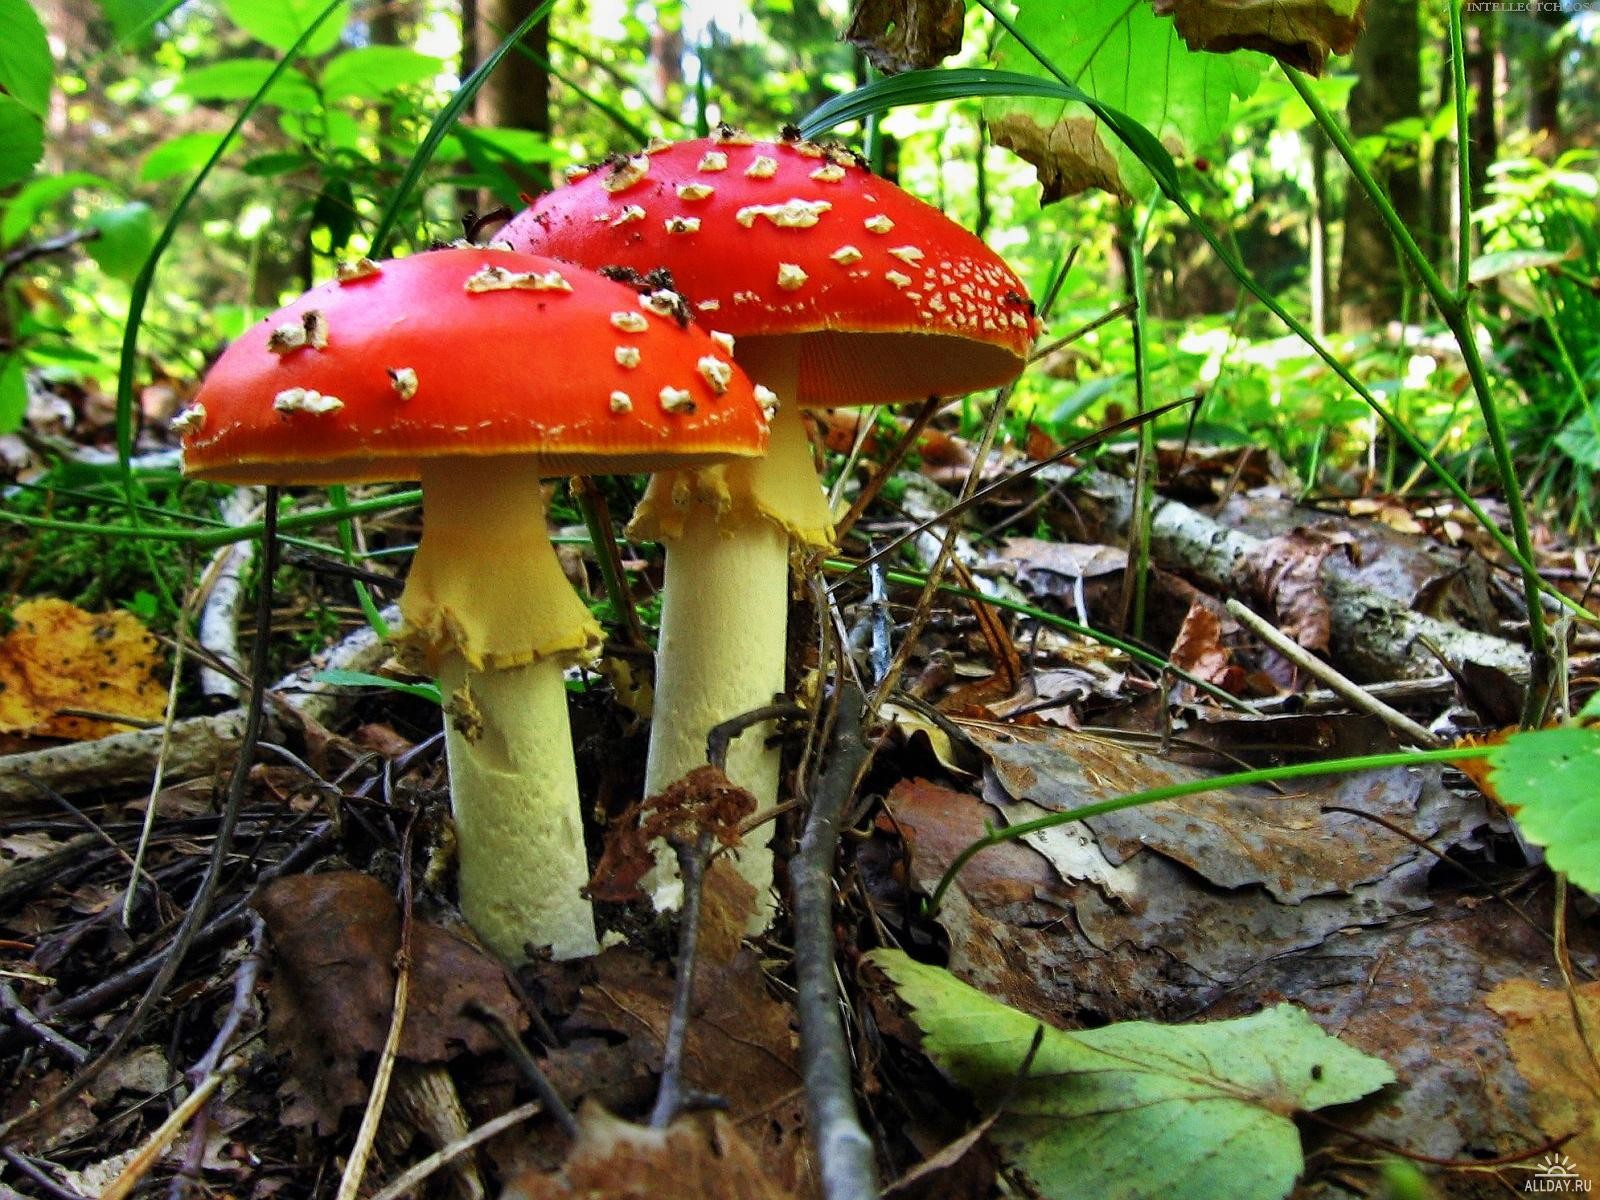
<box><xmin>0</xmin><ymin>598</ymin><xmax>166</xmax><ymax>739</ymax></box>
<box><xmin>989</xmin><ymin>111</ymin><xmax>1131</xmax><ymax>205</ymax></box>
<box><xmin>1237</xmin><ymin>527</ymin><xmax>1353</xmax><ymax>653</ymax></box>
<box><xmin>1152</xmin><ymin>0</ymin><xmax>1368</xmax><ymax>75</ymax></box>
<box><xmin>1167</xmin><ymin>600</ymin><xmax>1244</xmax><ymax>693</ymax></box>
<box><xmin>502</xmin><ymin>1102</ymin><xmax>795</xmax><ymax>1200</ymax></box>
<box><xmin>844</xmin><ymin>0</ymin><xmax>965</xmax><ymax>72</ymax></box>
<box><xmin>253</xmin><ymin>872</ymin><xmax>526</xmax><ymax>1132</ymax></box>
<box><xmin>1486</xmin><ymin>978</ymin><xmax>1600</xmax><ymax>1178</ymax></box>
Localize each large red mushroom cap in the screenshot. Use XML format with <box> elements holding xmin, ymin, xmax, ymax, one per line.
<box><xmin>178</xmin><ymin>247</ymin><xmax>769</xmax><ymax>484</ymax></box>
<box><xmin>500</xmin><ymin>132</ymin><xmax>1040</xmax><ymax>408</ymax></box>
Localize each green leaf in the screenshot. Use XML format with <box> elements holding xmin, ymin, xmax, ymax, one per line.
<box><xmin>1487</xmin><ymin>726</ymin><xmax>1600</xmax><ymax>890</ymax></box>
<box><xmin>0</xmin><ymin>171</ymin><xmax>114</xmax><ymax>245</ymax></box>
<box><xmin>988</xmin><ymin>0</ymin><xmax>1264</xmax><ymax>201</ymax></box>
<box><xmin>320</xmin><ymin>46</ymin><xmax>442</xmax><ymax>101</ymax></box>
<box><xmin>86</xmin><ymin>202</ymin><xmax>155</xmax><ymax>282</ymax></box>
<box><xmin>312</xmin><ymin>669</ymin><xmax>441</xmax><ymax>705</ymax></box>
<box><xmin>0</xmin><ymin>354</ymin><xmax>25</xmax><ymax>435</ymax></box>
<box><xmin>0</xmin><ymin>94</ymin><xmax>45</xmax><ymax>188</ymax></box>
<box><xmin>221</xmin><ymin>0</ymin><xmax>347</xmax><ymax>55</ymax></box>
<box><xmin>242</xmin><ymin>150</ymin><xmax>314</xmax><ymax>177</ymax></box>
<box><xmin>139</xmin><ymin>132</ymin><xmax>228</xmax><ymax>182</ymax></box>
<box><xmin>95</xmin><ymin>0</ymin><xmax>178</xmax><ymax>44</ymax></box>
<box><xmin>1555</xmin><ymin>401</ymin><xmax>1600</xmax><ymax>470</ymax></box>
<box><xmin>176</xmin><ymin>60</ymin><xmax>319</xmax><ymax>111</ymax></box>
<box><xmin>0</xmin><ymin>0</ymin><xmax>53</xmax><ymax>118</ymax></box>
<box><xmin>870</xmin><ymin>949</ymin><xmax>1395</xmax><ymax>1200</ymax></box>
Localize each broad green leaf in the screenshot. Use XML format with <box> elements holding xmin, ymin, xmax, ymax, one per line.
<box><xmin>0</xmin><ymin>171</ymin><xmax>114</xmax><ymax>245</ymax></box>
<box><xmin>989</xmin><ymin>0</ymin><xmax>1264</xmax><ymax>201</ymax></box>
<box><xmin>0</xmin><ymin>0</ymin><xmax>52</xmax><ymax>118</ymax></box>
<box><xmin>95</xmin><ymin>0</ymin><xmax>177</xmax><ymax>43</ymax></box>
<box><xmin>1488</xmin><ymin>726</ymin><xmax>1600</xmax><ymax>890</ymax></box>
<box><xmin>1468</xmin><ymin>247</ymin><xmax>1575</xmax><ymax>285</ymax></box>
<box><xmin>0</xmin><ymin>354</ymin><xmax>25</xmax><ymax>434</ymax></box>
<box><xmin>871</xmin><ymin>949</ymin><xmax>1395</xmax><ymax>1200</ymax></box>
<box><xmin>0</xmin><ymin>95</ymin><xmax>44</xmax><ymax>189</ymax></box>
<box><xmin>139</xmin><ymin>132</ymin><xmax>228</xmax><ymax>182</ymax></box>
<box><xmin>221</xmin><ymin>0</ymin><xmax>347</xmax><ymax>55</ymax></box>
<box><xmin>86</xmin><ymin>202</ymin><xmax>155</xmax><ymax>282</ymax></box>
<box><xmin>1555</xmin><ymin>401</ymin><xmax>1600</xmax><ymax>470</ymax></box>
<box><xmin>320</xmin><ymin>46</ymin><xmax>442</xmax><ymax>101</ymax></box>
<box><xmin>1152</xmin><ymin>0</ymin><xmax>1367</xmax><ymax>74</ymax></box>
<box><xmin>312</xmin><ymin>670</ymin><xmax>441</xmax><ymax>704</ymax></box>
<box><xmin>176</xmin><ymin>60</ymin><xmax>319</xmax><ymax>111</ymax></box>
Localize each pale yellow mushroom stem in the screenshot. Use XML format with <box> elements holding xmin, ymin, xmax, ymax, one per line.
<box><xmin>399</xmin><ymin>457</ymin><xmax>601</xmax><ymax>962</ymax></box>
<box><xmin>628</xmin><ymin>345</ymin><xmax>831</xmax><ymax>923</ymax></box>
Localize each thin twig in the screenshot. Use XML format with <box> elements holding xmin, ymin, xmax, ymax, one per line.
<box><xmin>168</xmin><ymin>916</ymin><xmax>266</xmax><ymax>1200</ymax></box>
<box><xmin>0</xmin><ymin>228</ymin><xmax>99</xmax><ymax>286</ymax></box>
<box><xmin>834</xmin><ymin>397</ymin><xmax>942</xmax><ymax>543</ymax></box>
<box><xmin>0</xmin><ymin>980</ymin><xmax>88</xmax><ymax>1065</ymax></box>
<box><xmin>100</xmin><ymin>1054</ymin><xmax>244</xmax><ymax>1200</ymax></box>
<box><xmin>0</xmin><ymin>1148</ymin><xmax>87</xmax><ymax>1200</ymax></box>
<box><xmin>466</xmin><ymin>1002</ymin><xmax>579</xmax><ymax>1141</ymax></box>
<box><xmin>365</xmin><ymin>1102</ymin><xmax>541</xmax><ymax>1200</ymax></box>
<box><xmin>336</xmin><ymin>819</ymin><xmax>418</xmax><ymax>1200</ymax></box>
<box><xmin>791</xmin><ymin>682</ymin><xmax>877</xmax><ymax>1200</ymax></box>
<box><xmin>706</xmin><ymin>703</ymin><xmax>807</xmax><ymax>773</ymax></box>
<box><xmin>1224</xmin><ymin>598</ymin><xmax>1442</xmax><ymax>748</ymax></box>
<box><xmin>651</xmin><ymin>830</ymin><xmax>713</xmax><ymax>1128</ymax></box>
<box><xmin>0</xmin><ymin>492</ymin><xmax>280</xmax><ymax>1141</ymax></box>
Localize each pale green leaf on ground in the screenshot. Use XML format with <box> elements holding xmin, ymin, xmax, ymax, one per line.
<box><xmin>221</xmin><ymin>0</ymin><xmax>347</xmax><ymax>55</ymax></box>
<box><xmin>320</xmin><ymin>46</ymin><xmax>443</xmax><ymax>101</ymax></box>
<box><xmin>1151</xmin><ymin>0</ymin><xmax>1368</xmax><ymax>74</ymax></box>
<box><xmin>870</xmin><ymin>949</ymin><xmax>1395</xmax><ymax>1200</ymax></box>
<box><xmin>989</xmin><ymin>0</ymin><xmax>1263</xmax><ymax>201</ymax></box>
<box><xmin>0</xmin><ymin>0</ymin><xmax>53</xmax><ymax>118</ymax></box>
<box><xmin>0</xmin><ymin>94</ymin><xmax>44</xmax><ymax>189</ymax></box>
<box><xmin>1488</xmin><ymin>726</ymin><xmax>1600</xmax><ymax>891</ymax></box>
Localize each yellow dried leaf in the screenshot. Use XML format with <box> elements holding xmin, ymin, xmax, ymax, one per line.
<box><xmin>0</xmin><ymin>598</ymin><xmax>166</xmax><ymax>739</ymax></box>
<box><xmin>1486</xmin><ymin>977</ymin><xmax>1600</xmax><ymax>1179</ymax></box>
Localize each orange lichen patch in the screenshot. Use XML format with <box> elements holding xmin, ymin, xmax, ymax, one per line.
<box><xmin>0</xmin><ymin>598</ymin><xmax>166</xmax><ymax>740</ymax></box>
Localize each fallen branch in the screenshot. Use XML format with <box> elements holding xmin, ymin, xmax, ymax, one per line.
<box><xmin>791</xmin><ymin>682</ymin><xmax>877</xmax><ymax>1200</ymax></box>
<box><xmin>1079</xmin><ymin>468</ymin><xmax>1531</xmax><ymax>679</ymax></box>
<box><xmin>196</xmin><ymin>488</ymin><xmax>260</xmax><ymax>703</ymax></box>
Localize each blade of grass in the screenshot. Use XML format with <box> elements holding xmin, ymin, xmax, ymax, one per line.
<box><xmin>369</xmin><ymin>0</ymin><xmax>557</xmax><ymax>257</ymax></box>
<box><xmin>112</xmin><ymin>0</ymin><xmax>347</xmax><ymax>617</ymax></box>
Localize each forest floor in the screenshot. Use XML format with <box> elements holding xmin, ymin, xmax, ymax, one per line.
<box><xmin>1</xmin><ymin>390</ymin><xmax>1597</xmax><ymax>1200</ymax></box>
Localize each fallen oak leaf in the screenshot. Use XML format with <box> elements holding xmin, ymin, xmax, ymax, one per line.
<box><xmin>1486</xmin><ymin>978</ymin><xmax>1600</xmax><ymax>1179</ymax></box>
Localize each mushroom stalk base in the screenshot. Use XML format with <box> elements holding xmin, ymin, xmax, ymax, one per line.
<box><xmin>439</xmin><ymin>652</ymin><xmax>599</xmax><ymax>962</ymax></box>
<box><xmin>640</xmin><ymin>352</ymin><xmax>820</xmax><ymax>924</ymax></box>
<box><xmin>399</xmin><ymin>459</ymin><xmax>601</xmax><ymax>963</ymax></box>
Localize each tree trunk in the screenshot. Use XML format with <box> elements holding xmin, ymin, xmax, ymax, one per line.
<box><xmin>475</xmin><ymin>0</ymin><xmax>551</xmax><ymax>195</ymax></box>
<box><xmin>1525</xmin><ymin>6</ymin><xmax>1568</xmax><ymax>155</ymax></box>
<box><xmin>1336</xmin><ymin>0</ymin><xmax>1422</xmax><ymax>331</ymax></box>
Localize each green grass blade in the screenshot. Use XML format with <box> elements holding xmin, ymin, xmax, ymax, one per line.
<box><xmin>369</xmin><ymin>0</ymin><xmax>556</xmax><ymax>257</ymax></box>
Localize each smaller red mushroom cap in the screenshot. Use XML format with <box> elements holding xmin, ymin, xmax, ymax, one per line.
<box><xmin>177</xmin><ymin>247</ymin><xmax>769</xmax><ymax>484</ymax></box>
<box><xmin>501</xmin><ymin>132</ymin><xmax>1040</xmax><ymax>408</ymax></box>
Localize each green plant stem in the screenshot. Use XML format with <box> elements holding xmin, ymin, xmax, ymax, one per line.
<box><xmin>1449</xmin><ymin>0</ymin><xmax>1472</xmax><ymax>295</ymax></box>
<box><xmin>927</xmin><ymin>744</ymin><xmax>1496</xmax><ymax>912</ymax></box>
<box><xmin>1125</xmin><ymin>197</ymin><xmax>1157</xmax><ymax>639</ymax></box>
<box><xmin>110</xmin><ymin>0</ymin><xmax>346</xmax><ymax>619</ymax></box>
<box><xmin>1285</xmin><ymin>65</ymin><xmax>1551</xmax><ymax>715</ymax></box>
<box><xmin>328</xmin><ymin>484</ymin><xmax>390</xmax><ymax>639</ymax></box>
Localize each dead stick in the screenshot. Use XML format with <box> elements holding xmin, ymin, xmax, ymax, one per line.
<box><xmin>650</xmin><ymin>830</ymin><xmax>713</xmax><ymax>1128</ymax></box>
<box><xmin>791</xmin><ymin>682</ymin><xmax>877</xmax><ymax>1200</ymax></box>
<box><xmin>1224</xmin><ymin>598</ymin><xmax>1441</xmax><ymax>748</ymax></box>
<box><xmin>0</xmin><ymin>980</ymin><xmax>87</xmax><ymax>1066</ymax></box>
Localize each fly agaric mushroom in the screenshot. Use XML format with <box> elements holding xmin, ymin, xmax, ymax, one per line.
<box><xmin>176</xmin><ymin>247</ymin><xmax>768</xmax><ymax>961</ymax></box>
<box><xmin>503</xmin><ymin>131</ymin><xmax>1040</xmax><ymax>917</ymax></box>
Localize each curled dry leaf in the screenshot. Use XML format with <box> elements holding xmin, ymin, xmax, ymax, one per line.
<box><xmin>844</xmin><ymin>0</ymin><xmax>966</xmax><ymax>73</ymax></box>
<box><xmin>501</xmin><ymin>1101</ymin><xmax>795</xmax><ymax>1200</ymax></box>
<box><xmin>252</xmin><ymin>872</ymin><xmax>526</xmax><ymax>1133</ymax></box>
<box><xmin>0</xmin><ymin>598</ymin><xmax>166</xmax><ymax>740</ymax></box>
<box><xmin>1237</xmin><ymin>527</ymin><xmax>1354</xmax><ymax>654</ymax></box>
<box><xmin>1152</xmin><ymin>0</ymin><xmax>1368</xmax><ymax>75</ymax></box>
<box><xmin>1167</xmin><ymin>600</ymin><xmax>1245</xmax><ymax>694</ymax></box>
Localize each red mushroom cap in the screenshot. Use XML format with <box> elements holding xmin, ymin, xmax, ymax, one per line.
<box><xmin>500</xmin><ymin>133</ymin><xmax>1040</xmax><ymax>408</ymax></box>
<box><xmin>178</xmin><ymin>247</ymin><xmax>768</xmax><ymax>484</ymax></box>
